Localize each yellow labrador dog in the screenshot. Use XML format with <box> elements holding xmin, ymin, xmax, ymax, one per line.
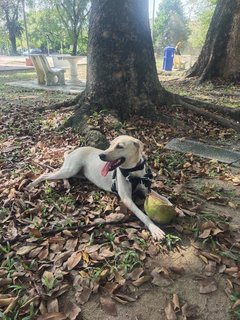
<box><xmin>28</xmin><ymin>135</ymin><xmax>165</xmax><ymax>240</ymax></box>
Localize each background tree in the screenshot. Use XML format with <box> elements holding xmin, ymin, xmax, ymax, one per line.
<box><xmin>0</xmin><ymin>0</ymin><xmax>23</xmax><ymax>54</ymax></box>
<box><xmin>17</xmin><ymin>0</ymin><xmax>89</xmax><ymax>54</ymax></box>
<box><xmin>153</xmin><ymin>0</ymin><xmax>189</xmax><ymax>55</ymax></box>
<box><xmin>25</xmin><ymin>8</ymin><xmax>67</xmax><ymax>53</ymax></box>
<box><xmin>0</xmin><ymin>24</ymin><xmax>10</xmax><ymax>54</ymax></box>
<box><xmin>186</xmin><ymin>0</ymin><xmax>217</xmax><ymax>51</ymax></box>
<box><xmin>53</xmin><ymin>0</ymin><xmax>89</xmax><ymax>55</ymax></box>
<box><xmin>186</xmin><ymin>0</ymin><xmax>240</xmax><ymax>82</ymax></box>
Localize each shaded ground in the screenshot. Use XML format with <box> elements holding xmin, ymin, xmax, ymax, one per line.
<box><xmin>160</xmin><ymin>71</ymin><xmax>240</xmax><ymax>109</ymax></box>
<box><xmin>0</xmin><ymin>70</ymin><xmax>240</xmax><ymax>320</ymax></box>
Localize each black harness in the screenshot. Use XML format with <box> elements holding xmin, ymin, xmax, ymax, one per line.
<box><xmin>111</xmin><ymin>158</ymin><xmax>153</xmax><ymax>195</ymax></box>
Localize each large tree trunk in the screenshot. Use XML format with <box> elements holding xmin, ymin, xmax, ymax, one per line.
<box><xmin>187</xmin><ymin>0</ymin><xmax>240</xmax><ymax>82</ymax></box>
<box><xmin>51</xmin><ymin>0</ymin><xmax>239</xmax><ymax>135</ymax></box>
<box><xmin>66</xmin><ymin>0</ymin><xmax>168</xmax><ymax>127</ymax></box>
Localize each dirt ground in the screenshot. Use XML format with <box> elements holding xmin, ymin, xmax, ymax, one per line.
<box><xmin>0</xmin><ymin>70</ymin><xmax>240</xmax><ymax>320</ymax></box>
<box><xmin>80</xmin><ymin>247</ymin><xmax>230</xmax><ymax>320</ymax></box>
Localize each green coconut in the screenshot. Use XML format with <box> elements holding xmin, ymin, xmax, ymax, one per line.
<box><xmin>144</xmin><ymin>191</ymin><xmax>176</xmax><ymax>224</ymax></box>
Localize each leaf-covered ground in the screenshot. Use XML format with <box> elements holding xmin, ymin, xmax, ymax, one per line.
<box><xmin>0</xmin><ymin>70</ymin><xmax>240</xmax><ymax>320</ymax></box>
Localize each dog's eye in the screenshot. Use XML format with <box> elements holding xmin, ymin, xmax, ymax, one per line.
<box><xmin>116</xmin><ymin>144</ymin><xmax>124</xmax><ymax>149</ymax></box>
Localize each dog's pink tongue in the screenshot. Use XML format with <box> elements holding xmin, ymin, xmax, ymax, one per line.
<box><xmin>101</xmin><ymin>161</ymin><xmax>111</xmax><ymax>177</ymax></box>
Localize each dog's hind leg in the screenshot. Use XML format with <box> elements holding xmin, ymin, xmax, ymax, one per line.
<box><xmin>28</xmin><ymin>166</ymin><xmax>80</xmax><ymax>189</ymax></box>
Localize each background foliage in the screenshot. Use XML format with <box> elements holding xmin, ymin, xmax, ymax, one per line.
<box><xmin>0</xmin><ymin>0</ymin><xmax>216</xmax><ymax>56</ymax></box>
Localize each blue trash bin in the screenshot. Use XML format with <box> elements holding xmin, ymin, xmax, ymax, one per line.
<box><xmin>163</xmin><ymin>46</ymin><xmax>175</xmax><ymax>71</ymax></box>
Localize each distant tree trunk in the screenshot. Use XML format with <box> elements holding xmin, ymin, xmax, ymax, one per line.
<box><xmin>187</xmin><ymin>0</ymin><xmax>240</xmax><ymax>82</ymax></box>
<box><xmin>8</xmin><ymin>26</ymin><xmax>17</xmax><ymax>55</ymax></box>
<box><xmin>66</xmin><ymin>0</ymin><xmax>169</xmax><ymax>128</ymax></box>
<box><xmin>72</xmin><ymin>32</ymin><xmax>79</xmax><ymax>55</ymax></box>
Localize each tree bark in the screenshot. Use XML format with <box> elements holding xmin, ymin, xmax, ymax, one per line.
<box><xmin>186</xmin><ymin>0</ymin><xmax>240</xmax><ymax>82</ymax></box>
<box><xmin>9</xmin><ymin>28</ymin><xmax>17</xmax><ymax>55</ymax></box>
<box><xmin>66</xmin><ymin>0</ymin><xmax>169</xmax><ymax>127</ymax></box>
<box><xmin>72</xmin><ymin>32</ymin><xmax>78</xmax><ymax>55</ymax></box>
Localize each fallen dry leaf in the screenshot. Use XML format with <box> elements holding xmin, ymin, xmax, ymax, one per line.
<box><xmin>29</xmin><ymin>227</ymin><xmax>42</xmax><ymax>238</ymax></box>
<box><xmin>169</xmin><ymin>266</ymin><xmax>185</xmax><ymax>275</ymax></box>
<box><xmin>204</xmin><ymin>261</ymin><xmax>216</xmax><ymax>277</ymax></box>
<box><xmin>103</xmin><ymin>282</ymin><xmax>120</xmax><ymax>295</ymax></box>
<box><xmin>16</xmin><ymin>245</ymin><xmax>37</xmax><ymax>255</ymax></box>
<box><xmin>165</xmin><ymin>301</ymin><xmax>177</xmax><ymax>320</ymax></box>
<box><xmin>172</xmin><ymin>293</ymin><xmax>180</xmax><ymax>312</ymax></box>
<box><xmin>37</xmin><ymin>312</ymin><xmax>67</xmax><ymax>320</ymax></box>
<box><xmin>151</xmin><ymin>267</ymin><xmax>172</xmax><ymax>287</ymax></box>
<box><xmin>0</xmin><ymin>278</ymin><xmax>12</xmax><ymax>286</ymax></box>
<box><xmin>132</xmin><ymin>275</ymin><xmax>151</xmax><ymax>287</ymax></box>
<box><xmin>199</xmin><ymin>251</ymin><xmax>221</xmax><ymax>263</ymax></box>
<box><xmin>128</xmin><ymin>267</ymin><xmax>144</xmax><ymax>281</ymax></box>
<box><xmin>228</xmin><ymin>201</ymin><xmax>236</xmax><ymax>209</ymax></box>
<box><xmin>75</xmin><ymin>287</ymin><xmax>92</xmax><ymax>305</ymax></box>
<box><xmin>198</xmin><ymin>228</ymin><xmax>211</xmax><ymax>239</ymax></box>
<box><xmin>225</xmin><ymin>266</ymin><xmax>239</xmax><ymax>274</ymax></box>
<box><xmin>67</xmin><ymin>251</ymin><xmax>82</xmax><ymax>270</ymax></box>
<box><xmin>63</xmin><ymin>301</ymin><xmax>81</xmax><ymax>320</ymax></box>
<box><xmin>199</xmin><ymin>278</ymin><xmax>217</xmax><ymax>294</ymax></box>
<box><xmin>113</xmin><ymin>293</ymin><xmax>137</xmax><ymax>304</ymax></box>
<box><xmin>105</xmin><ymin>213</ymin><xmax>125</xmax><ymax>222</ymax></box>
<box><xmin>100</xmin><ymin>296</ymin><xmax>117</xmax><ymax>316</ymax></box>
<box><xmin>181</xmin><ymin>303</ymin><xmax>199</xmax><ymax>318</ymax></box>
<box><xmin>47</xmin><ymin>298</ymin><xmax>59</xmax><ymax>313</ymax></box>
<box><xmin>2</xmin><ymin>296</ymin><xmax>18</xmax><ymax>314</ymax></box>
<box><xmin>64</xmin><ymin>238</ymin><xmax>78</xmax><ymax>251</ymax></box>
<box><xmin>232</xmin><ymin>299</ymin><xmax>240</xmax><ymax>309</ymax></box>
<box><xmin>38</xmin><ymin>247</ymin><xmax>50</xmax><ymax>260</ymax></box>
<box><xmin>0</xmin><ymin>296</ymin><xmax>16</xmax><ymax>307</ymax></box>
<box><xmin>202</xmin><ymin>221</ymin><xmax>216</xmax><ymax>229</ymax></box>
<box><xmin>98</xmin><ymin>247</ymin><xmax>115</xmax><ymax>259</ymax></box>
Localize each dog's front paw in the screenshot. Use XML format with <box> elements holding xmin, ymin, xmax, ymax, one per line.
<box><xmin>149</xmin><ymin>224</ymin><xmax>165</xmax><ymax>241</ymax></box>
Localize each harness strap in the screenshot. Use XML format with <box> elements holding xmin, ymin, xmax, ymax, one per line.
<box><xmin>111</xmin><ymin>170</ymin><xmax>118</xmax><ymax>195</ymax></box>
<box><xmin>125</xmin><ymin>168</ymin><xmax>153</xmax><ymax>192</ymax></box>
<box><xmin>111</xmin><ymin>159</ymin><xmax>153</xmax><ymax>195</ymax></box>
<box><xmin>120</xmin><ymin>158</ymin><xmax>147</xmax><ymax>175</ymax></box>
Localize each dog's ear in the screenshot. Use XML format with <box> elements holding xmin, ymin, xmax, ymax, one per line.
<box><xmin>133</xmin><ymin>139</ymin><xmax>144</xmax><ymax>153</ymax></box>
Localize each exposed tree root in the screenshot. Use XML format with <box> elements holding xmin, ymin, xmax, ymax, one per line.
<box><xmin>62</xmin><ymin>101</ymin><xmax>109</xmax><ymax>149</ymax></box>
<box><xmin>182</xmin><ymin>96</ymin><xmax>240</xmax><ymax>121</ymax></box>
<box><xmin>163</xmin><ymin>91</ymin><xmax>240</xmax><ymax>132</ymax></box>
<box><xmin>36</xmin><ymin>92</ymin><xmax>84</xmax><ymax>113</ymax></box>
<box><xmin>173</xmin><ymin>101</ymin><xmax>240</xmax><ymax>132</ymax></box>
<box><xmin>39</xmin><ymin>84</ymin><xmax>239</xmax><ymax>134</ymax></box>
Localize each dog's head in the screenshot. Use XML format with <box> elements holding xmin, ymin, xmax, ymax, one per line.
<box><xmin>99</xmin><ymin>135</ymin><xmax>144</xmax><ymax>176</ymax></box>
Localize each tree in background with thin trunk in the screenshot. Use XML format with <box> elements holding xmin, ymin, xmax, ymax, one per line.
<box><xmin>0</xmin><ymin>0</ymin><xmax>23</xmax><ymax>55</ymax></box>
<box><xmin>53</xmin><ymin>0</ymin><xmax>89</xmax><ymax>56</ymax></box>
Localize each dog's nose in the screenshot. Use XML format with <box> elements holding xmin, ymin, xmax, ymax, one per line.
<box><xmin>99</xmin><ymin>153</ymin><xmax>106</xmax><ymax>161</ymax></box>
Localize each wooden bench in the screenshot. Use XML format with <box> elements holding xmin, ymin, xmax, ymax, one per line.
<box><xmin>30</xmin><ymin>54</ymin><xmax>65</xmax><ymax>86</ymax></box>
